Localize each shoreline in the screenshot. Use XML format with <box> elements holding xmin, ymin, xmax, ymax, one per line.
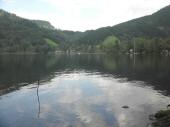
<box><xmin>151</xmin><ymin>109</ymin><xmax>170</xmax><ymax>127</ymax></box>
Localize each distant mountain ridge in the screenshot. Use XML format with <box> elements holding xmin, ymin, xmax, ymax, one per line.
<box><xmin>0</xmin><ymin>9</ymin><xmax>55</xmax><ymax>29</ymax></box>
<box><xmin>0</xmin><ymin>5</ymin><xmax>170</xmax><ymax>53</ymax></box>
<box><xmin>0</xmin><ymin>9</ymin><xmax>65</xmax><ymax>53</ymax></box>
<box><xmin>32</xmin><ymin>20</ymin><xmax>55</xmax><ymax>29</ymax></box>
<box><xmin>76</xmin><ymin>5</ymin><xmax>170</xmax><ymax>45</ymax></box>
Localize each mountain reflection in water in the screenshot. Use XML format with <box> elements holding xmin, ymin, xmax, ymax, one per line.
<box><xmin>0</xmin><ymin>54</ymin><xmax>170</xmax><ymax>127</ymax></box>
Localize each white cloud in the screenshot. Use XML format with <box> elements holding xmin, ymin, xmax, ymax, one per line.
<box><xmin>1</xmin><ymin>0</ymin><xmax>16</xmax><ymax>3</ymax></box>
<box><xmin>1</xmin><ymin>0</ymin><xmax>19</xmax><ymax>6</ymax></box>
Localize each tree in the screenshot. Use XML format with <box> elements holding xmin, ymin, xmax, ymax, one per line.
<box><xmin>101</xmin><ymin>35</ymin><xmax>120</xmax><ymax>52</ymax></box>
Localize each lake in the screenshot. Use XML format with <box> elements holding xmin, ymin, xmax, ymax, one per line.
<box><xmin>0</xmin><ymin>54</ymin><xmax>170</xmax><ymax>127</ymax></box>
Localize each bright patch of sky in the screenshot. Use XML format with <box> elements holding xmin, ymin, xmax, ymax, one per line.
<box><xmin>0</xmin><ymin>0</ymin><xmax>169</xmax><ymax>31</ymax></box>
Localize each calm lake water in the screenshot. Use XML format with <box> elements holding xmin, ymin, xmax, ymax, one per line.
<box><xmin>0</xmin><ymin>54</ymin><xmax>170</xmax><ymax>127</ymax></box>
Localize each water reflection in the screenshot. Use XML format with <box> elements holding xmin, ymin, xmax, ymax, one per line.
<box><xmin>37</xmin><ymin>80</ymin><xmax>40</xmax><ymax>118</ymax></box>
<box><xmin>0</xmin><ymin>54</ymin><xmax>170</xmax><ymax>127</ymax></box>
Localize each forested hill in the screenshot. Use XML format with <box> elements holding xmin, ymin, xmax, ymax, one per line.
<box><xmin>0</xmin><ymin>5</ymin><xmax>170</xmax><ymax>53</ymax></box>
<box><xmin>68</xmin><ymin>5</ymin><xmax>170</xmax><ymax>53</ymax></box>
<box><xmin>77</xmin><ymin>5</ymin><xmax>170</xmax><ymax>44</ymax></box>
<box><xmin>0</xmin><ymin>9</ymin><xmax>65</xmax><ymax>53</ymax></box>
<box><xmin>32</xmin><ymin>20</ymin><xmax>55</xmax><ymax>29</ymax></box>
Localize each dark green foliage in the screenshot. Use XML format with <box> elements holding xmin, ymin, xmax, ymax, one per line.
<box><xmin>1</xmin><ymin>5</ymin><xmax>170</xmax><ymax>53</ymax></box>
<box><xmin>69</xmin><ymin>5</ymin><xmax>170</xmax><ymax>53</ymax></box>
<box><xmin>152</xmin><ymin>5</ymin><xmax>170</xmax><ymax>27</ymax></box>
<box><xmin>32</xmin><ymin>20</ymin><xmax>55</xmax><ymax>29</ymax></box>
<box><xmin>0</xmin><ymin>9</ymin><xmax>63</xmax><ymax>53</ymax></box>
<box><xmin>152</xmin><ymin>110</ymin><xmax>170</xmax><ymax>127</ymax></box>
<box><xmin>132</xmin><ymin>37</ymin><xmax>170</xmax><ymax>53</ymax></box>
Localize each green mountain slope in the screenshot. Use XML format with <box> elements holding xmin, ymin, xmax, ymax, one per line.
<box><xmin>0</xmin><ymin>9</ymin><xmax>64</xmax><ymax>53</ymax></box>
<box><xmin>0</xmin><ymin>5</ymin><xmax>170</xmax><ymax>53</ymax></box>
<box><xmin>32</xmin><ymin>20</ymin><xmax>55</xmax><ymax>29</ymax></box>
<box><xmin>77</xmin><ymin>5</ymin><xmax>170</xmax><ymax>45</ymax></box>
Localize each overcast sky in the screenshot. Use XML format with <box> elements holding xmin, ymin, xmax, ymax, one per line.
<box><xmin>0</xmin><ymin>0</ymin><xmax>169</xmax><ymax>31</ymax></box>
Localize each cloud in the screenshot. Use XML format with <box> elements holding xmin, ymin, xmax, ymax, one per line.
<box><xmin>1</xmin><ymin>0</ymin><xmax>34</xmax><ymax>4</ymax></box>
<box><xmin>1</xmin><ymin>0</ymin><xmax>16</xmax><ymax>3</ymax></box>
<box><xmin>35</xmin><ymin>0</ymin><xmax>170</xmax><ymax>31</ymax></box>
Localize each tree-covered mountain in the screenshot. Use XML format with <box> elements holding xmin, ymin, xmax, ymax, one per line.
<box><xmin>32</xmin><ymin>20</ymin><xmax>55</xmax><ymax>29</ymax></box>
<box><xmin>0</xmin><ymin>5</ymin><xmax>170</xmax><ymax>53</ymax></box>
<box><xmin>77</xmin><ymin>5</ymin><xmax>170</xmax><ymax>44</ymax></box>
<box><xmin>68</xmin><ymin>5</ymin><xmax>170</xmax><ymax>53</ymax></box>
<box><xmin>0</xmin><ymin>9</ymin><xmax>65</xmax><ymax>53</ymax></box>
